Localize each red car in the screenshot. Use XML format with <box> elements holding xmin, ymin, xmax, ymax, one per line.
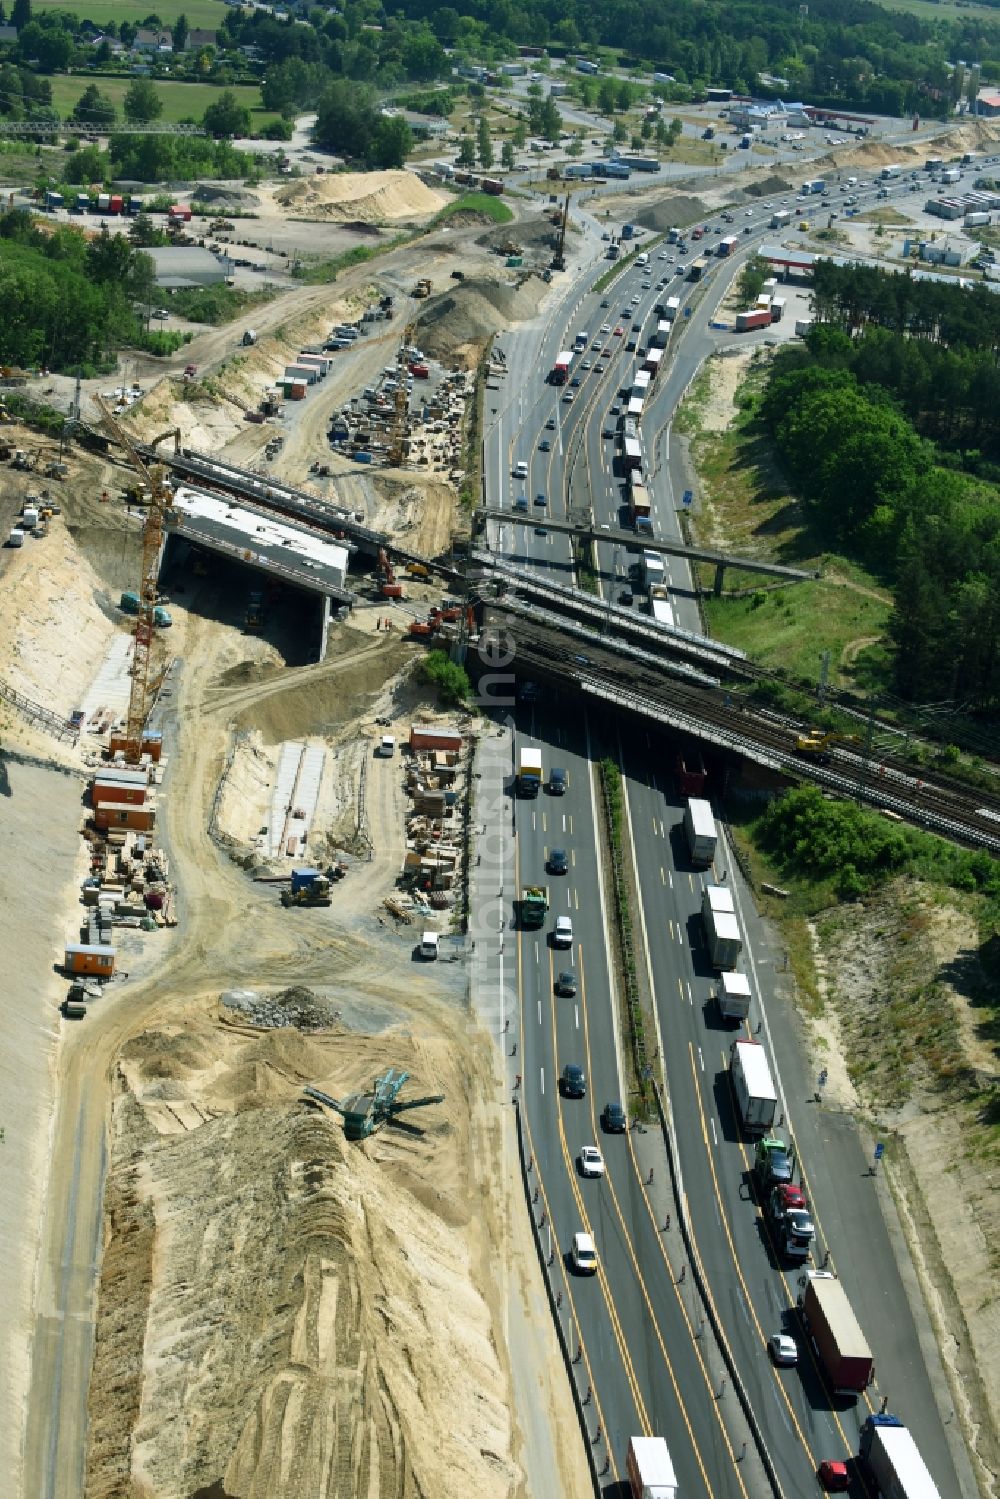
<box><xmin>613</xmin><ymin>325</ymin><xmax>624</xmax><ymax>336</ymax></box>
<box><xmin>772</xmin><ymin>1183</ymin><xmax>807</xmax><ymax>1214</ymax></box>
<box><xmin>818</xmin><ymin>1460</ymin><xmax>849</xmax><ymax>1491</ymax></box>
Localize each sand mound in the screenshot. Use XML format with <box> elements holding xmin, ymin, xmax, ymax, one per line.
<box><xmin>273</xmin><ymin>169</ymin><xmax>446</xmax><ymax>224</ymax></box>
<box><xmin>84</xmin><ymin>1010</ymin><xmax>520</xmax><ymax>1499</ymax></box>
<box><xmin>634</xmin><ymin>193</ymin><xmax>709</xmax><ymax>233</ymax></box>
<box><xmin>415</xmin><ymin>277</ymin><xmax>543</xmax><ymax>361</ymax></box>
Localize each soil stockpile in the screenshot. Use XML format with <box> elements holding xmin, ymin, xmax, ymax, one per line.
<box><xmin>634</xmin><ymin>193</ymin><xmax>709</xmax><ymax>233</ymax></box>
<box><xmin>272</xmin><ymin>170</ymin><xmax>446</xmax><ymax>224</ymax></box>
<box><xmin>415</xmin><ymin>277</ymin><xmax>542</xmax><ymax>362</ymax></box>
<box><xmin>84</xmin><ymin>1009</ymin><xmax>520</xmax><ymax>1499</ymax></box>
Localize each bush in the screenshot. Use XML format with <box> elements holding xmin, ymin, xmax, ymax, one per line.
<box><xmin>419</xmin><ymin>650</ymin><xmax>469</xmax><ymax>706</ymax></box>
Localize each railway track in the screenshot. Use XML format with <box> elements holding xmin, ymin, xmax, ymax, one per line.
<box><xmin>484</xmin><ymin>613</ymin><xmax>1000</xmax><ymax>853</ymax></box>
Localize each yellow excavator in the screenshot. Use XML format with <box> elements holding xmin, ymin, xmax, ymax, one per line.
<box><xmin>794</xmin><ymin>728</ymin><xmax>861</xmax><ymax>764</ymax></box>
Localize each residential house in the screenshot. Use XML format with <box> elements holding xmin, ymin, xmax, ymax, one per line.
<box><xmin>185</xmin><ymin>28</ymin><xmax>218</xmax><ymax>49</ymax></box>
<box><xmin>134</xmin><ymin>28</ymin><xmax>173</xmax><ymax>54</ymax></box>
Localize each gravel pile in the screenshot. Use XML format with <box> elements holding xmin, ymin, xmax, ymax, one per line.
<box><xmin>220</xmin><ymin>985</ymin><xmax>342</xmax><ymax>1031</ymax></box>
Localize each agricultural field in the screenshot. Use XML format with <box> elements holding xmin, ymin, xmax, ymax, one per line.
<box><xmin>876</xmin><ymin>0</ymin><xmax>1000</xmax><ymax>20</ymax></box>
<box><xmin>33</xmin><ymin>0</ymin><xmax>226</xmax><ymax>26</ymax></box>
<box><xmin>47</xmin><ymin>75</ymin><xmax>269</xmax><ymax>127</ymax></box>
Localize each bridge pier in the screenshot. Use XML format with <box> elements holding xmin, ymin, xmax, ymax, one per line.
<box><xmin>714</xmin><ymin>562</ymin><xmax>726</xmax><ymax>597</ymax></box>
<box><xmin>318</xmin><ymin>595</ymin><xmax>332</xmax><ymax>662</ymax></box>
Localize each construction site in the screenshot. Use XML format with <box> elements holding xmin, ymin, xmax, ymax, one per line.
<box><xmin>0</xmin><ymin>175</ymin><xmax>592</xmax><ymax>1499</ymax></box>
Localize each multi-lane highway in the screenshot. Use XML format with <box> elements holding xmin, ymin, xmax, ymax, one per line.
<box><xmin>483</xmin><ymin>175</ymin><xmax>974</xmax><ymax>1497</ymax></box>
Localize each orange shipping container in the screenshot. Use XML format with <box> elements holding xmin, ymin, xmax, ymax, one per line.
<box><xmin>64</xmin><ymin>943</ymin><xmax>116</xmax><ymax>977</ymax></box>
<box><xmin>91</xmin><ymin>779</ymin><xmax>147</xmax><ymax>807</ymax></box>
<box><xmin>409</xmin><ymin>726</ymin><xmax>463</xmax><ymax>752</ymax></box>
<box><xmin>108</xmin><ymin>731</ymin><xmax>163</xmax><ymax>762</ymax></box>
<box><xmin>94</xmin><ymin>802</ymin><xmax>156</xmax><ymax>832</ymax></box>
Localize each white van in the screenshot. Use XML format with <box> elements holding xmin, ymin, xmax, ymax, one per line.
<box><xmin>420</xmin><ymin>931</ymin><xmax>439</xmax><ymax>960</ymax></box>
<box><xmin>379</xmin><ymin>734</ymin><xmax>396</xmax><ymax>757</ymax></box>
<box><xmin>553</xmin><ymin>916</ymin><xmax>574</xmax><ymax>949</ymax></box>
<box><xmin>635</xmin><ymin>252</ymin><xmax>649</xmax><ymax>267</ymax></box>
<box><xmin>513</xmin><ymin>459</ymin><xmax>528</xmax><ymax>479</ymax></box>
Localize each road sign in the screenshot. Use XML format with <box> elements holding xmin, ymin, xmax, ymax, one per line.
<box><xmin>682</xmin><ymin>489</ymin><xmax>693</xmax><ymax>506</ymax></box>
<box><xmin>874</xmin><ymin>1142</ymin><xmax>884</xmax><ymax>1161</ymax></box>
<box><xmin>684</xmin><ymin>306</ymin><xmax>692</xmax><ymax>317</ymax></box>
<box><xmin>818</xmin><ymin>1068</ymin><xmax>828</xmax><ymax>1088</ymax></box>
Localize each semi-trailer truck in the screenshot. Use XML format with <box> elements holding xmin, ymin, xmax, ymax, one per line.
<box><xmin>517</xmin><ymin>747</ymin><xmax>543</xmax><ymax>796</ymax></box>
<box><xmin>798</xmin><ymin>1271</ymin><xmax>874</xmax><ymax>1395</ymax></box>
<box><xmin>770</xmin><ymin>209</ymin><xmax>791</xmax><ymax>228</ymax></box>
<box><xmin>629</xmin><ymin>481</ymin><xmax>651</xmax><ymax>528</ymax></box>
<box><xmin>703</xmin><ymin>884</ymin><xmax>742</xmax><ymax>970</ymax></box>
<box><xmin>627</xmin><ymin>1435</ymin><xmax>678</xmax><ymax>1499</ymax></box>
<box><xmin>550</xmin><ymin>351</ymin><xmax>573</xmax><ymax>384</ymax></box>
<box><xmin>858</xmin><ymin>1413</ymin><xmax>942</xmax><ymax>1499</ymax></box>
<box><xmin>735</xmin><ymin>309</ymin><xmax>772</xmax><ymax>332</ymax></box>
<box><xmin>683</xmin><ymin>797</ymin><xmax>717</xmax><ymax>866</ymax></box>
<box><xmin>729</xmin><ymin>1038</ymin><xmax>777</xmax><ymax>1132</ymax></box>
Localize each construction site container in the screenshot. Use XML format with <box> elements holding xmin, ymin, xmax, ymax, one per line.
<box><xmin>288</xmin><ymin>381</ymin><xmax>308</xmax><ymax>400</ymax></box>
<box><xmin>64</xmin><ymin>943</ymin><xmax>116</xmax><ymax>977</ymax></box>
<box><xmin>21</xmin><ymin>506</ymin><xmax>39</xmax><ymax>530</ymax></box>
<box><xmin>91</xmin><ymin>778</ymin><xmax>148</xmax><ymax>808</ymax></box>
<box><xmin>410</xmin><ymin>726</ymin><xmax>462</xmax><ymax>752</ymax></box>
<box><xmin>169</xmin><ymin>204</ymin><xmax>192</xmax><ymax>221</ymax></box>
<box><xmin>284</xmin><ymin>365</ymin><xmax>318</xmax><ymax>384</ymax></box>
<box><xmin>97</xmin><ymin>193</ymin><xmax>111</xmax><ymax>211</ymax></box>
<box><xmin>296</xmin><ymin>353</ymin><xmax>330</xmax><ymax>377</ymax></box>
<box><xmin>94</xmin><ymin>802</ymin><xmax>156</xmax><ymax>832</ymax></box>
<box><xmin>7</xmin><ymin>528</ymin><xmax>24</xmax><ymax>547</ymax></box>
<box><xmin>108</xmin><ymin>730</ymin><xmax>162</xmax><ymax>762</ymax></box>
<box><xmin>109</xmin><ymin>195</ymin><xmax>124</xmax><ymax>214</ymax></box>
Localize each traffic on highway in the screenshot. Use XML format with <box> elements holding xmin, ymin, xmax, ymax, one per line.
<box><xmin>481</xmin><ymin>176</ymin><xmax>963</xmax><ymax>1497</ymax></box>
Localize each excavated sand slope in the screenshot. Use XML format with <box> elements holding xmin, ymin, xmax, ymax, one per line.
<box><xmin>85</xmin><ymin>1007</ymin><xmax>518</xmax><ymax>1499</ymax></box>
<box><xmin>271</xmin><ymin>170</ymin><xmax>446</xmax><ymax>224</ymax></box>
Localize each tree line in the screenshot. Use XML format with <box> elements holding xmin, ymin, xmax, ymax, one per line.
<box><xmin>0</xmin><ymin>208</ymin><xmax>158</xmax><ymax>371</ymax></box>
<box><xmin>760</xmin><ymin>270</ymin><xmax>1000</xmax><ymax>715</ymax></box>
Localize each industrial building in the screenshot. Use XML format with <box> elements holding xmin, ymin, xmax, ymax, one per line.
<box><xmin>147</xmin><ymin>246</ymin><xmax>232</xmax><ymax>289</ymax></box>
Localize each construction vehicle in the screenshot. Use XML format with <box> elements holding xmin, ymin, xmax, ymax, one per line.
<box><xmin>281</xmin><ymin>868</ymin><xmax>332</xmax><ymax>907</ymax></box>
<box><xmin>376</xmin><ymin>548</ymin><xmax>403</xmax><ymax>599</ymax></box>
<box><xmin>517</xmin><ymin>746</ymin><xmax>543</xmax><ymax>796</ymax></box>
<box><xmin>413</xmin><ymin>278</ymin><xmax>432</xmax><ymax>298</ymax></box>
<box><xmin>95</xmin><ymin>395</ymin><xmax>175</xmax><ymax>764</ymax></box>
<box><xmin>304</xmin><ymin>1068</ymin><xmax>444</xmax><ymax>1141</ymax></box>
<box><xmin>794</xmin><ymin>728</ymin><xmax>860</xmax><ymax>763</ymax></box>
<box><xmin>149</xmin><ymin>426</ymin><xmax>182</xmax><ymax>457</ymax></box>
<box><xmin>518</xmin><ymin>884</ymin><xmax>549</xmax><ymax>929</ymax></box>
<box><xmin>245</xmin><ymin>590</ymin><xmax>265</xmax><ymax>629</ymax></box>
<box><xmin>405</xmin><ymin>561</ymin><xmax>430</xmax><ymax>578</ymax></box>
<box><xmin>11</xmin><ymin>449</ymin><xmax>33</xmax><ymax>470</ymax></box>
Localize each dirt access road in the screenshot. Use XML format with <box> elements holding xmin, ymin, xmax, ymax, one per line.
<box><xmin>22</xmin><ymin>616</ymin><xmax>414</xmax><ymax>1496</ymax></box>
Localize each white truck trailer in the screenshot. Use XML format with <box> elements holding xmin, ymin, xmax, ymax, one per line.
<box><xmin>730</xmin><ymin>1038</ymin><xmax>778</xmax><ymax>1133</ymax></box>
<box><xmin>717</xmin><ymin>970</ymin><xmax>752</xmax><ymax>1022</ymax></box>
<box><xmin>627</xmin><ymin>1436</ymin><xmax>678</xmax><ymax>1499</ymax></box>
<box><xmin>683</xmin><ymin>797</ymin><xmax>717</xmax><ymax>866</ymax></box>
<box><xmin>701</xmin><ymin>883</ymin><xmax>741</xmax><ymax>969</ymax></box>
<box><xmin>858</xmin><ymin>1413</ymin><xmax>941</xmax><ymax>1498</ymax></box>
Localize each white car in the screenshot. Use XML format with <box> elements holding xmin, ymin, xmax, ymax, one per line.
<box><xmin>152</xmin><ymin>308</ymin><xmax>170</xmax><ymax>319</ymax></box>
<box><xmin>657</xmin><ymin>250</ymin><xmax>668</xmax><ymax>259</ymax></box>
<box><xmin>579</xmin><ymin>1146</ymin><xmax>605</xmax><ymax>1178</ymax></box>
<box><xmin>571</xmin><ymin>1231</ymin><xmax>598</xmax><ymax>1274</ymax></box>
<box><xmin>561</xmin><ymin>391</ymin><xmax>574</xmax><ymax>404</ymax></box>
<box><xmin>553</xmin><ymin>915</ymin><xmax>573</xmax><ymax>947</ymax></box>
<box><xmin>601</xmin><ymin>322</ymin><xmax>611</xmax><ymax>333</ymax></box>
<box><xmin>581</xmin><ymin>359</ymin><xmax>591</xmax><ymax>369</ymax></box>
<box><xmin>769</xmin><ymin>1333</ymin><xmax>798</xmax><ymax>1366</ymax></box>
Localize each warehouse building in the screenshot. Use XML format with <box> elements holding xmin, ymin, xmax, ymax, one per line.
<box><xmin>147</xmin><ymin>246</ymin><xmax>231</xmax><ymax>289</ymax></box>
